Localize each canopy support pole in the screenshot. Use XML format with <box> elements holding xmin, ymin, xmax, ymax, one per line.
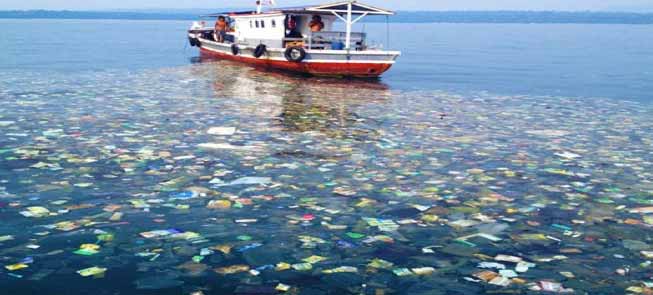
<box><xmin>345</xmin><ymin>1</ymin><xmax>352</xmax><ymax>50</ymax></box>
<box><xmin>386</xmin><ymin>15</ymin><xmax>390</xmax><ymax>49</ymax></box>
<box><xmin>352</xmin><ymin>12</ymin><xmax>368</xmax><ymax>24</ymax></box>
<box><xmin>332</xmin><ymin>11</ymin><xmax>347</xmax><ymax>22</ymax></box>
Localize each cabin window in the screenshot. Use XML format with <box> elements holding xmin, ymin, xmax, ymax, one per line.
<box><xmin>250</xmin><ymin>20</ymin><xmax>253</xmax><ymax>28</ymax></box>
<box><xmin>255</xmin><ymin>20</ymin><xmax>259</xmax><ymax>28</ymax></box>
<box><xmin>261</xmin><ymin>20</ymin><xmax>265</xmax><ymax>28</ymax></box>
<box><xmin>271</xmin><ymin>20</ymin><xmax>276</xmax><ymax>28</ymax></box>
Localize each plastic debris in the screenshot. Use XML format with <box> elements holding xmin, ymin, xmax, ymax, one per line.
<box><xmin>206</xmin><ymin>200</ymin><xmax>231</xmax><ymax>209</ymax></box>
<box><xmin>0</xmin><ymin>235</ymin><xmax>14</xmax><ymax>242</ymax></box>
<box><xmin>5</xmin><ymin>263</ymin><xmax>29</xmax><ymax>271</ymax></box>
<box><xmin>411</xmin><ymin>267</ymin><xmax>436</xmax><ymax>275</ymax></box>
<box><xmin>302</xmin><ymin>255</ymin><xmax>327</xmax><ymax>264</ymax></box>
<box><xmin>1</xmin><ymin>61</ymin><xmax>652</xmax><ymax>294</ymax></box>
<box><xmin>489</xmin><ymin>276</ymin><xmax>511</xmax><ymax>287</ymax></box>
<box><xmin>77</xmin><ymin>267</ymin><xmax>107</xmax><ymax>277</ymax></box>
<box><xmin>495</xmin><ymin>254</ymin><xmax>523</xmax><ymax>263</ymax></box>
<box><xmin>207</xmin><ymin>127</ymin><xmax>237</xmax><ymax>136</ymax></box>
<box><xmin>74</xmin><ymin>244</ymin><xmax>101</xmax><ymax>256</ymax></box>
<box><xmin>19</xmin><ymin>207</ymin><xmax>50</xmax><ymax>218</ymax></box>
<box><xmin>291</xmin><ymin>263</ymin><xmax>313</xmax><ymax>271</ymax></box>
<box><xmin>478</xmin><ymin>262</ymin><xmax>506</xmax><ymax>270</ymax></box>
<box><xmin>368</xmin><ymin>258</ymin><xmax>394</xmax><ymax>269</ymax></box>
<box><xmin>535</xmin><ymin>281</ymin><xmax>574</xmax><ymax>293</ymax></box>
<box><xmin>393</xmin><ymin>268</ymin><xmax>414</xmax><ymax>276</ymax></box>
<box><xmin>214</xmin><ymin>265</ymin><xmax>250</xmax><ymax>275</ymax></box>
<box><xmin>275</xmin><ymin>283</ymin><xmax>291</xmax><ymax>292</ymax></box>
<box><xmin>322</xmin><ymin>266</ymin><xmax>358</xmax><ymax>273</ymax></box>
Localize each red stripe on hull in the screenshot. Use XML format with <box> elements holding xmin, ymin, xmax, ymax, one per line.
<box><xmin>199</xmin><ymin>47</ymin><xmax>392</xmax><ymax>78</ymax></box>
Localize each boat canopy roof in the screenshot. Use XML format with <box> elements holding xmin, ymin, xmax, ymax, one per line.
<box><xmin>203</xmin><ymin>1</ymin><xmax>394</xmax><ymax>17</ymax></box>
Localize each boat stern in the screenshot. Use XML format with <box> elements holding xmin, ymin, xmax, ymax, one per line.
<box><xmin>302</xmin><ymin>50</ymin><xmax>400</xmax><ymax>77</ymax></box>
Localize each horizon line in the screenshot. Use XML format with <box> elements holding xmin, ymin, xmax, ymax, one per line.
<box><xmin>2</xmin><ymin>8</ymin><xmax>653</xmax><ymax>13</ymax></box>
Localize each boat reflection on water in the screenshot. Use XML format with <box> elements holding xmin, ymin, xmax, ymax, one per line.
<box><xmin>193</xmin><ymin>58</ymin><xmax>392</xmax><ymax>138</ymax></box>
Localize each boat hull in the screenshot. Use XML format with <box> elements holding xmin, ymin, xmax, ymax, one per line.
<box><xmin>196</xmin><ymin>38</ymin><xmax>399</xmax><ymax>78</ymax></box>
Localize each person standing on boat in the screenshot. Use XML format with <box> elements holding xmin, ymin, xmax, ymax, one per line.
<box><xmin>309</xmin><ymin>15</ymin><xmax>325</xmax><ymax>32</ymax></box>
<box><xmin>214</xmin><ymin>16</ymin><xmax>230</xmax><ymax>43</ymax></box>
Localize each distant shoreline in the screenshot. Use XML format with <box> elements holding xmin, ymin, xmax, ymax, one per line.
<box><xmin>1</xmin><ymin>10</ymin><xmax>653</xmax><ymax>24</ymax></box>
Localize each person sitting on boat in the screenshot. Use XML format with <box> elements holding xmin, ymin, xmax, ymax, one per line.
<box><xmin>286</xmin><ymin>16</ymin><xmax>302</xmax><ymax>38</ymax></box>
<box><xmin>309</xmin><ymin>15</ymin><xmax>325</xmax><ymax>32</ymax></box>
<box><xmin>214</xmin><ymin>16</ymin><xmax>230</xmax><ymax>43</ymax></box>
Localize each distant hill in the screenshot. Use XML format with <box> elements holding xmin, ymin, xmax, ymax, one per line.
<box><xmin>0</xmin><ymin>10</ymin><xmax>198</xmax><ymax>21</ymax></box>
<box><xmin>1</xmin><ymin>10</ymin><xmax>653</xmax><ymax>24</ymax></box>
<box><xmin>385</xmin><ymin>11</ymin><xmax>653</xmax><ymax>24</ymax></box>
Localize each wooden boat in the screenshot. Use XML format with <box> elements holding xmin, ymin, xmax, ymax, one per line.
<box><xmin>188</xmin><ymin>1</ymin><xmax>401</xmax><ymax>78</ymax></box>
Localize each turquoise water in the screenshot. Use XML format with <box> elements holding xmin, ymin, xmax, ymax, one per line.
<box><xmin>1</xmin><ymin>19</ymin><xmax>653</xmax><ymax>295</ymax></box>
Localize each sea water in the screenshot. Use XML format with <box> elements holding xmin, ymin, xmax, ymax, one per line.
<box><xmin>1</xmin><ymin>19</ymin><xmax>652</xmax><ymax>101</ymax></box>
<box><xmin>0</xmin><ymin>19</ymin><xmax>653</xmax><ymax>294</ymax></box>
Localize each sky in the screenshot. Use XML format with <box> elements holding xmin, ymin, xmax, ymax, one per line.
<box><xmin>3</xmin><ymin>0</ymin><xmax>653</xmax><ymax>12</ymax></box>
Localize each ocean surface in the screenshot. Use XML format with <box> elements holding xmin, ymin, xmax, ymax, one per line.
<box><xmin>1</xmin><ymin>19</ymin><xmax>652</xmax><ymax>101</ymax></box>
<box><xmin>1</xmin><ymin>19</ymin><xmax>653</xmax><ymax>295</ymax></box>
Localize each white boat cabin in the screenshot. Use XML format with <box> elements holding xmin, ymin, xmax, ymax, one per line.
<box><xmin>198</xmin><ymin>1</ymin><xmax>394</xmax><ymax>51</ymax></box>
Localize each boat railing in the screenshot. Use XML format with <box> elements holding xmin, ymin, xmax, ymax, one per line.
<box><xmin>307</xmin><ymin>31</ymin><xmax>366</xmax><ymax>50</ymax></box>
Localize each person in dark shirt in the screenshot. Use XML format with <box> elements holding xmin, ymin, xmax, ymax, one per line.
<box><xmin>286</xmin><ymin>16</ymin><xmax>302</xmax><ymax>38</ymax></box>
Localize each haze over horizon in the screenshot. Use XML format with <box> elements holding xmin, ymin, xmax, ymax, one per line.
<box><xmin>3</xmin><ymin>0</ymin><xmax>653</xmax><ymax>12</ymax></box>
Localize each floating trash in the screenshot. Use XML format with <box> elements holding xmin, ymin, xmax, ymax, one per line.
<box><xmin>1</xmin><ymin>62</ymin><xmax>652</xmax><ymax>294</ymax></box>
<box><xmin>77</xmin><ymin>267</ymin><xmax>107</xmax><ymax>277</ymax></box>
<box><xmin>206</xmin><ymin>126</ymin><xmax>237</xmax><ymax>136</ymax></box>
<box><xmin>215</xmin><ymin>265</ymin><xmax>250</xmax><ymax>275</ymax></box>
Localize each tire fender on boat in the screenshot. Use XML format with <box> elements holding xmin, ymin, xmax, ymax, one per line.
<box><xmin>284</xmin><ymin>46</ymin><xmax>306</xmax><ymax>62</ymax></box>
<box><xmin>231</xmin><ymin>44</ymin><xmax>240</xmax><ymax>55</ymax></box>
<box><xmin>253</xmin><ymin>44</ymin><xmax>267</xmax><ymax>58</ymax></box>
